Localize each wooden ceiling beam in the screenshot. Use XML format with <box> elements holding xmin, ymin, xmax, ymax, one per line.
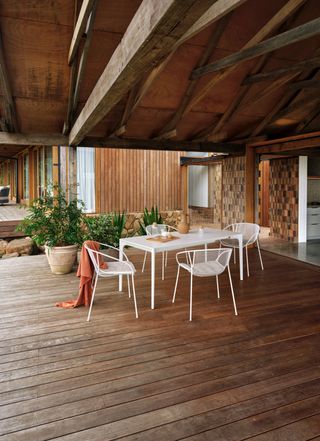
<box><xmin>192</xmin><ymin>16</ymin><xmax>320</xmax><ymax>79</ymax></box>
<box><xmin>82</xmin><ymin>136</ymin><xmax>245</xmax><ymax>153</ymax></box>
<box><xmin>0</xmin><ymin>33</ymin><xmax>18</xmax><ymax>132</ymax></box>
<box><xmin>116</xmin><ymin>0</ymin><xmax>247</xmax><ymax>128</ymax></box>
<box><xmin>68</xmin><ymin>0</ymin><xmax>95</xmax><ymax>65</ymax></box>
<box><xmin>0</xmin><ymin>133</ymin><xmax>68</xmax><ymax>146</ymax></box>
<box><xmin>255</xmin><ymin>136</ymin><xmax>320</xmax><ymax>154</ymax></box>
<box><xmin>295</xmin><ymin>106</ymin><xmax>320</xmax><ymax>133</ymax></box>
<box><xmin>181</xmin><ymin>0</ymin><xmax>306</xmax><ymax>118</ymax></box>
<box><xmin>69</xmin><ymin>0</ymin><xmax>230</xmax><ymax>146</ymax></box>
<box><xmin>180</xmin><ymin>156</ymin><xmax>225</xmax><ymax>166</ymax></box>
<box><xmin>244</xmin><ymin>56</ymin><xmax>320</xmax><ymax>84</ymax></box>
<box><xmin>155</xmin><ymin>15</ymin><xmax>230</xmax><ymax>138</ymax></box>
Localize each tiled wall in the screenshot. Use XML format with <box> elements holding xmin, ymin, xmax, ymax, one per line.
<box><xmin>269</xmin><ymin>157</ymin><xmax>299</xmax><ymax>242</ymax></box>
<box><xmin>208</xmin><ymin>163</ymin><xmax>222</xmax><ymax>224</ymax></box>
<box><xmin>222</xmin><ymin>156</ymin><xmax>245</xmax><ymax>227</ymax></box>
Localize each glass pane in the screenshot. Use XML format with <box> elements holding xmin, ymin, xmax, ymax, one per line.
<box><xmin>45</xmin><ymin>147</ymin><xmax>53</xmax><ymax>186</ymax></box>
<box><xmin>23</xmin><ymin>155</ymin><xmax>29</xmax><ymax>199</ymax></box>
<box><xmin>77</xmin><ymin>147</ymin><xmax>95</xmax><ymax>213</ymax></box>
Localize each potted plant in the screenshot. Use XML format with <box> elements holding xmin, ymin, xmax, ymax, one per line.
<box><xmin>17</xmin><ymin>185</ymin><xmax>84</xmax><ymax>274</ymax></box>
<box><xmin>139</xmin><ymin>206</ymin><xmax>163</xmax><ymax>235</ymax></box>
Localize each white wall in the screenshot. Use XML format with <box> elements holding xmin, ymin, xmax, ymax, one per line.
<box><xmin>298</xmin><ymin>156</ymin><xmax>307</xmax><ymax>243</ymax></box>
<box><xmin>187</xmin><ymin>152</ymin><xmax>209</xmax><ymax>207</ymax></box>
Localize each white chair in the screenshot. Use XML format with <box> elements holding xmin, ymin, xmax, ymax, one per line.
<box><xmin>85</xmin><ymin>243</ymin><xmax>138</xmax><ymax>321</ymax></box>
<box><xmin>220</xmin><ymin>223</ymin><xmax>264</xmax><ymax>277</ymax></box>
<box><xmin>142</xmin><ymin>224</ymin><xmax>177</xmax><ymax>280</ymax></box>
<box><xmin>172</xmin><ymin>248</ymin><xmax>238</xmax><ymax>321</ymax></box>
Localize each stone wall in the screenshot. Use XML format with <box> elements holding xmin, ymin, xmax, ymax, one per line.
<box><xmin>208</xmin><ymin>163</ymin><xmax>222</xmax><ymax>224</ymax></box>
<box><xmin>123</xmin><ymin>210</ymin><xmax>182</xmax><ymax>236</ymax></box>
<box><xmin>0</xmin><ymin>237</ymin><xmax>33</xmax><ymax>259</ymax></box>
<box><xmin>269</xmin><ymin>157</ymin><xmax>299</xmax><ymax>242</ymax></box>
<box><xmin>222</xmin><ymin>156</ymin><xmax>245</xmax><ymax>227</ymax></box>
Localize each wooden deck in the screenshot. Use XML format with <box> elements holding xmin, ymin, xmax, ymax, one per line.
<box><xmin>1</xmin><ymin>249</ymin><xmax>320</xmax><ymax>440</ymax></box>
<box><xmin>0</xmin><ymin>204</ymin><xmax>28</xmax><ymax>238</ymax></box>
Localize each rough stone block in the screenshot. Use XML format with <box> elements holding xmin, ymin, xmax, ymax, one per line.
<box><xmin>6</xmin><ymin>237</ymin><xmax>33</xmax><ymax>256</ymax></box>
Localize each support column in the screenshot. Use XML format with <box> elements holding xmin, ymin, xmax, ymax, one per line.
<box><xmin>52</xmin><ymin>146</ymin><xmax>60</xmax><ymax>187</ymax></box>
<box><xmin>68</xmin><ymin>146</ymin><xmax>77</xmax><ymax>200</ymax></box>
<box><xmin>245</xmin><ymin>145</ymin><xmax>256</xmax><ymax>223</ymax></box>
<box><xmin>181</xmin><ymin>164</ymin><xmax>188</xmax><ymax>213</ymax></box>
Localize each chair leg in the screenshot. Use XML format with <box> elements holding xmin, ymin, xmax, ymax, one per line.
<box><xmin>172</xmin><ymin>265</ymin><xmax>180</xmax><ymax>303</ymax></box>
<box><xmin>165</xmin><ymin>251</ymin><xmax>168</xmax><ymax>267</ymax></box>
<box><xmin>131</xmin><ymin>274</ymin><xmax>139</xmax><ymax>318</ymax></box>
<box><xmin>257</xmin><ymin>239</ymin><xmax>264</xmax><ymax>270</ymax></box>
<box><xmin>127</xmin><ymin>274</ymin><xmax>131</xmax><ymax>298</ymax></box>
<box><xmin>162</xmin><ymin>252</ymin><xmax>165</xmax><ymax>281</ymax></box>
<box><xmin>216</xmin><ymin>275</ymin><xmax>220</xmax><ymax>299</ymax></box>
<box><xmin>245</xmin><ymin>246</ymin><xmax>250</xmax><ymax>277</ymax></box>
<box><xmin>233</xmin><ymin>248</ymin><xmax>236</xmax><ymax>264</ymax></box>
<box><xmin>142</xmin><ymin>251</ymin><xmax>147</xmax><ymax>272</ymax></box>
<box><xmin>227</xmin><ymin>265</ymin><xmax>238</xmax><ymax>316</ymax></box>
<box><xmin>189</xmin><ymin>273</ymin><xmax>193</xmax><ymax>321</ymax></box>
<box><xmin>87</xmin><ymin>274</ymin><xmax>98</xmax><ymax>322</ymax></box>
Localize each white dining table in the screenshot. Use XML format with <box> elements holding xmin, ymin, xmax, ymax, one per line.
<box><xmin>119</xmin><ymin>227</ymin><xmax>243</xmax><ymax>309</ymax></box>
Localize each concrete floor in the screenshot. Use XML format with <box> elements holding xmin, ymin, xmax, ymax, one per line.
<box><xmin>260</xmin><ymin>228</ymin><xmax>320</xmax><ymax>267</ymax></box>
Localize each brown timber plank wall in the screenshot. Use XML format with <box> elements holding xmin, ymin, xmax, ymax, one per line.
<box><xmin>95</xmin><ymin>148</ymin><xmax>183</xmax><ymax>213</ymax></box>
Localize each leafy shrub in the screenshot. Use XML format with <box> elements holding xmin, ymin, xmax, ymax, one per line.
<box><xmin>112</xmin><ymin>212</ymin><xmax>126</xmax><ymax>246</ymax></box>
<box><xmin>17</xmin><ymin>185</ymin><xmax>84</xmax><ymax>247</ymax></box>
<box><xmin>139</xmin><ymin>206</ymin><xmax>163</xmax><ymax>235</ymax></box>
<box><xmin>83</xmin><ymin>214</ymin><xmax>118</xmax><ymax>246</ymax></box>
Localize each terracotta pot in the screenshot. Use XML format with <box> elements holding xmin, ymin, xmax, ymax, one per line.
<box><xmin>177</xmin><ymin>213</ymin><xmax>190</xmax><ymax>234</ymax></box>
<box><xmin>45</xmin><ymin>244</ymin><xmax>78</xmax><ymax>274</ymax></box>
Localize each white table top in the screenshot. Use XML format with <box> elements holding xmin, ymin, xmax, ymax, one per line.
<box><xmin>120</xmin><ymin>227</ymin><xmax>242</xmax><ymax>253</ymax></box>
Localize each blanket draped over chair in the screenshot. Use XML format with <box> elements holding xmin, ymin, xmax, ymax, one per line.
<box><xmin>56</xmin><ymin>240</ymin><xmax>107</xmax><ymax>308</ymax></box>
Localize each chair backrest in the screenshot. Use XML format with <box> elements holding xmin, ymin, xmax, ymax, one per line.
<box><xmin>191</xmin><ymin>248</ymin><xmax>232</xmax><ymax>268</ymax></box>
<box><xmin>225</xmin><ymin>222</ymin><xmax>260</xmax><ymax>245</ymax></box>
<box><xmin>145</xmin><ymin>224</ymin><xmax>176</xmax><ymax>235</ymax></box>
<box><xmin>84</xmin><ymin>244</ymin><xmax>101</xmax><ymax>273</ymax></box>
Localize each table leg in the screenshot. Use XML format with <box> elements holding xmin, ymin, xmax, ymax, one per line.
<box><xmin>151</xmin><ymin>250</ymin><xmax>155</xmax><ymax>309</ymax></box>
<box><xmin>238</xmin><ymin>236</ymin><xmax>243</xmax><ymax>281</ymax></box>
<box><xmin>119</xmin><ymin>242</ymin><xmax>124</xmax><ymax>291</ymax></box>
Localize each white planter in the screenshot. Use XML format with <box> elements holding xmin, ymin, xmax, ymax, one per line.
<box><xmin>45</xmin><ymin>244</ymin><xmax>78</xmax><ymax>274</ymax></box>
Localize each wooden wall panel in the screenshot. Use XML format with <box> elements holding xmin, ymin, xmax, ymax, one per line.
<box><xmin>96</xmin><ymin>148</ymin><xmax>183</xmax><ymax>213</ymax></box>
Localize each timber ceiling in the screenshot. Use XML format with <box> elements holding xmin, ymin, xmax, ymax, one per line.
<box><xmin>1</xmin><ymin>0</ymin><xmax>320</xmax><ymax>158</ymax></box>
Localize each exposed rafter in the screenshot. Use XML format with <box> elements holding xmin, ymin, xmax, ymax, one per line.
<box><xmin>0</xmin><ymin>32</ymin><xmax>18</xmax><ymax>132</ymax></box>
<box><xmin>64</xmin><ymin>0</ymin><xmax>97</xmax><ymax>135</ymax></box>
<box><xmin>243</xmin><ymin>56</ymin><xmax>320</xmax><ymax>84</ymax></box>
<box><xmin>69</xmin><ymin>0</ymin><xmax>233</xmax><ymax>146</ymax></box>
<box><xmin>180</xmin><ymin>0</ymin><xmax>307</xmax><ymax>119</ymax></box>
<box><xmin>115</xmin><ymin>0</ymin><xmax>247</xmax><ymax>130</ymax></box>
<box><xmin>192</xmin><ymin>16</ymin><xmax>320</xmax><ymax>79</ymax></box>
<box><xmin>110</xmin><ymin>81</ymin><xmax>142</xmax><ymax>137</ymax></box>
<box><xmin>68</xmin><ymin>0</ymin><xmax>95</xmax><ymax>65</ymax></box>
<box><xmin>288</xmin><ymin>78</ymin><xmax>320</xmax><ymax>91</ymax></box>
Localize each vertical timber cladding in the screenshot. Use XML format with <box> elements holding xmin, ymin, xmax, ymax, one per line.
<box><xmin>269</xmin><ymin>157</ymin><xmax>299</xmax><ymax>242</ymax></box>
<box><xmin>97</xmin><ymin>148</ymin><xmax>183</xmax><ymax>212</ymax></box>
<box><xmin>222</xmin><ymin>156</ymin><xmax>246</xmax><ymax>227</ymax></box>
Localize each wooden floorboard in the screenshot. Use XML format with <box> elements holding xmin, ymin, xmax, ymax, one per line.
<box><xmin>0</xmin><ymin>250</ymin><xmax>320</xmax><ymax>440</ymax></box>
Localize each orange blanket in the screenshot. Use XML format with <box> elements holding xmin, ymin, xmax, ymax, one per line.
<box><xmin>56</xmin><ymin>240</ymin><xmax>107</xmax><ymax>308</ymax></box>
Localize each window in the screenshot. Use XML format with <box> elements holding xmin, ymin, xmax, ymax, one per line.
<box><xmin>37</xmin><ymin>146</ymin><xmax>53</xmax><ymax>197</ymax></box>
<box><xmin>77</xmin><ymin>147</ymin><xmax>95</xmax><ymax>213</ymax></box>
<box><xmin>23</xmin><ymin>154</ymin><xmax>29</xmax><ymax>199</ymax></box>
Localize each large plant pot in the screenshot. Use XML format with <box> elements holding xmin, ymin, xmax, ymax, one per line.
<box><xmin>45</xmin><ymin>244</ymin><xmax>78</xmax><ymax>274</ymax></box>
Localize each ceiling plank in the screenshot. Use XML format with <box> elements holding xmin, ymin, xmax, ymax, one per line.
<box><xmin>68</xmin><ymin>0</ymin><xmax>95</xmax><ymax>65</ymax></box>
<box><xmin>119</xmin><ymin>0</ymin><xmax>247</xmax><ymax>127</ymax></box>
<box><xmin>183</xmin><ymin>0</ymin><xmax>306</xmax><ymax>116</ymax></box>
<box><xmin>69</xmin><ymin>0</ymin><xmax>228</xmax><ymax>146</ymax></box>
<box><xmin>243</xmin><ymin>56</ymin><xmax>320</xmax><ymax>84</ymax></box>
<box><xmin>192</xmin><ymin>16</ymin><xmax>320</xmax><ymax>79</ymax></box>
<box><xmin>0</xmin><ymin>133</ymin><xmax>68</xmax><ymax>146</ymax></box>
<box><xmin>155</xmin><ymin>15</ymin><xmax>230</xmax><ymax>138</ymax></box>
<box><xmin>82</xmin><ymin>136</ymin><xmax>245</xmax><ymax>153</ymax></box>
<box><xmin>0</xmin><ymin>32</ymin><xmax>19</xmax><ymax>132</ymax></box>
